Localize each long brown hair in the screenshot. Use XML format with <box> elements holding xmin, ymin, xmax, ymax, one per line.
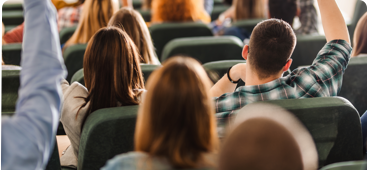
<box><xmin>352</xmin><ymin>13</ymin><xmax>367</xmax><ymax>57</ymax></box>
<box><xmin>135</xmin><ymin>56</ymin><xmax>219</xmax><ymax>169</ymax></box>
<box><xmin>78</xmin><ymin>27</ymin><xmax>145</xmax><ymax>123</ymax></box>
<box><xmin>233</xmin><ymin>0</ymin><xmax>265</xmax><ymax>21</ymax></box>
<box><xmin>64</xmin><ymin>0</ymin><xmax>118</xmax><ymax>48</ymax></box>
<box><xmin>151</xmin><ymin>0</ymin><xmax>210</xmax><ymax>23</ymax></box>
<box><xmin>108</xmin><ymin>8</ymin><xmax>159</xmax><ymax>64</ymax></box>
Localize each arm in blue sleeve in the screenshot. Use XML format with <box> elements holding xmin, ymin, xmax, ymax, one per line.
<box><xmin>1</xmin><ymin>0</ymin><xmax>67</xmax><ymax>169</ymax></box>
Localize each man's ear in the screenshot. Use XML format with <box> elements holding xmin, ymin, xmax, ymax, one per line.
<box><xmin>283</xmin><ymin>59</ymin><xmax>293</xmax><ymax>72</ymax></box>
<box><xmin>242</xmin><ymin>45</ymin><xmax>249</xmax><ymax>60</ymax></box>
<box><xmin>268</xmin><ymin>10</ymin><xmax>271</xmax><ymax>19</ymax></box>
<box><xmin>297</xmin><ymin>7</ymin><xmax>301</xmax><ymax>17</ymax></box>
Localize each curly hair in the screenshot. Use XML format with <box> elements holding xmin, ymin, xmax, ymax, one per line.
<box><xmin>151</xmin><ymin>0</ymin><xmax>210</xmax><ymax>23</ymax></box>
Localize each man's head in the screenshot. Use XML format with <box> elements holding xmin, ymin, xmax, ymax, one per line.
<box><xmin>244</xmin><ymin>19</ymin><xmax>296</xmax><ymax>80</ymax></box>
<box><xmin>268</xmin><ymin>0</ymin><xmax>298</xmax><ymax>26</ymax></box>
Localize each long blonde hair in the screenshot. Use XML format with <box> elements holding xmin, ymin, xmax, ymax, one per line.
<box><xmin>135</xmin><ymin>56</ymin><xmax>219</xmax><ymax>169</ymax></box>
<box><xmin>352</xmin><ymin>13</ymin><xmax>367</xmax><ymax>57</ymax></box>
<box><xmin>64</xmin><ymin>0</ymin><xmax>118</xmax><ymax>48</ymax></box>
<box><xmin>108</xmin><ymin>8</ymin><xmax>158</xmax><ymax>64</ymax></box>
<box><xmin>151</xmin><ymin>0</ymin><xmax>210</xmax><ymax>23</ymax></box>
<box><xmin>233</xmin><ymin>0</ymin><xmax>265</xmax><ymax>21</ymax></box>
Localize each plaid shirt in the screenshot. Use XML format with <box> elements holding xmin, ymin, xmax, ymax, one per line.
<box><xmin>57</xmin><ymin>5</ymin><xmax>83</xmax><ymax>31</ymax></box>
<box><xmin>215</xmin><ymin>40</ymin><xmax>352</xmax><ymax>127</ymax></box>
<box><xmin>295</xmin><ymin>0</ymin><xmax>319</xmax><ymax>35</ymax></box>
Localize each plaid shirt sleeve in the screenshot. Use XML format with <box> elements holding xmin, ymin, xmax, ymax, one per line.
<box><xmin>302</xmin><ymin>39</ymin><xmax>352</xmax><ymax>96</ymax></box>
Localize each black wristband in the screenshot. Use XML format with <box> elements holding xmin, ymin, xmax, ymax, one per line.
<box><xmin>227</xmin><ymin>66</ymin><xmax>240</xmax><ymax>84</ymax></box>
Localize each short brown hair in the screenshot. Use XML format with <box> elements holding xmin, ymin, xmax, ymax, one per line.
<box><xmin>108</xmin><ymin>8</ymin><xmax>158</xmax><ymax>64</ymax></box>
<box><xmin>352</xmin><ymin>13</ymin><xmax>367</xmax><ymax>57</ymax></box>
<box><xmin>248</xmin><ymin>19</ymin><xmax>296</xmax><ymax>79</ymax></box>
<box><xmin>78</xmin><ymin>27</ymin><xmax>145</xmax><ymax>125</ymax></box>
<box><xmin>135</xmin><ymin>56</ymin><xmax>219</xmax><ymax>169</ymax></box>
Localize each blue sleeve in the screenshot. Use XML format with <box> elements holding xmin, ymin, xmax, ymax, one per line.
<box><xmin>1</xmin><ymin>0</ymin><xmax>67</xmax><ymax>169</ymax></box>
<box><xmin>204</xmin><ymin>0</ymin><xmax>214</xmax><ymax>14</ymax></box>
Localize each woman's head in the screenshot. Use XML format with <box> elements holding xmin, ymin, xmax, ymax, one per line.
<box><xmin>135</xmin><ymin>56</ymin><xmax>218</xmax><ymax>169</ymax></box>
<box><xmin>142</xmin><ymin>0</ymin><xmax>152</xmax><ymax>9</ymax></box>
<box><xmin>233</xmin><ymin>0</ymin><xmax>265</xmax><ymax>21</ymax></box>
<box><xmin>65</xmin><ymin>0</ymin><xmax>118</xmax><ymax>47</ymax></box>
<box><xmin>108</xmin><ymin>8</ymin><xmax>157</xmax><ymax>64</ymax></box>
<box><xmin>81</xmin><ymin>26</ymin><xmax>144</xmax><ymax>118</ymax></box>
<box><xmin>352</xmin><ymin>13</ymin><xmax>367</xmax><ymax>57</ymax></box>
<box><xmin>151</xmin><ymin>0</ymin><xmax>210</xmax><ymax>23</ymax></box>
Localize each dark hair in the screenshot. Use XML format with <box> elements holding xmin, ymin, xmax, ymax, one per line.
<box><xmin>248</xmin><ymin>19</ymin><xmax>296</xmax><ymax>79</ymax></box>
<box><xmin>352</xmin><ymin>13</ymin><xmax>367</xmax><ymax>57</ymax></box>
<box><xmin>77</xmin><ymin>26</ymin><xmax>145</xmax><ymax>126</ymax></box>
<box><xmin>268</xmin><ymin>0</ymin><xmax>298</xmax><ymax>26</ymax></box>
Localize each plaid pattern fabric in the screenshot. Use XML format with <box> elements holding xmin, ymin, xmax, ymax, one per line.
<box><xmin>57</xmin><ymin>5</ymin><xmax>83</xmax><ymax>31</ymax></box>
<box><xmin>296</xmin><ymin>0</ymin><xmax>319</xmax><ymax>35</ymax></box>
<box><xmin>215</xmin><ymin>40</ymin><xmax>352</xmax><ymax>129</ymax></box>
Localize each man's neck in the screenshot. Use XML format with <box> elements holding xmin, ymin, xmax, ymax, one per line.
<box><xmin>245</xmin><ymin>68</ymin><xmax>283</xmax><ymax>86</ymax></box>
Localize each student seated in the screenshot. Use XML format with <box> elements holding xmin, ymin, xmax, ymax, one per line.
<box><xmin>297</xmin><ymin>0</ymin><xmax>319</xmax><ymax>35</ymax></box>
<box><xmin>63</xmin><ymin>0</ymin><xmax>118</xmax><ymax>49</ymax></box>
<box><xmin>2</xmin><ymin>0</ymin><xmax>66</xmax><ymax>169</ymax></box>
<box><xmin>210</xmin><ymin>0</ymin><xmax>351</xmax><ymax>124</ymax></box>
<box><xmin>351</xmin><ymin>13</ymin><xmax>367</xmax><ymax>57</ymax></box>
<box><xmin>58</xmin><ymin>27</ymin><xmax>145</xmax><ymax>168</ymax></box>
<box><xmin>151</xmin><ymin>0</ymin><xmax>211</xmax><ymax>24</ymax></box>
<box><xmin>102</xmin><ymin>56</ymin><xmax>219</xmax><ymax>170</ymax></box>
<box><xmin>108</xmin><ymin>8</ymin><xmax>161</xmax><ymax>65</ymax></box>
<box><xmin>219</xmin><ymin>104</ymin><xmax>317</xmax><ymax>170</ymax></box>
<box><xmin>57</xmin><ymin>0</ymin><xmax>84</xmax><ymax>31</ymax></box>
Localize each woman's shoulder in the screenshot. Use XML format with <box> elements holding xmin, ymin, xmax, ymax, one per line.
<box><xmin>62</xmin><ymin>80</ymin><xmax>88</xmax><ymax>98</ymax></box>
<box><xmin>102</xmin><ymin>152</ymin><xmax>172</xmax><ymax>170</ymax></box>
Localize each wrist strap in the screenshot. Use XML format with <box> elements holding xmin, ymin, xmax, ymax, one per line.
<box><xmin>227</xmin><ymin>66</ymin><xmax>240</xmax><ymax>84</ymax></box>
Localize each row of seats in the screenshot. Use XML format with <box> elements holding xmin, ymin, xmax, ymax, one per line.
<box><xmin>27</xmin><ymin>97</ymin><xmax>362</xmax><ymax>170</ymax></box>
<box><xmin>4</xmin><ymin>56</ymin><xmax>367</xmax><ymax>117</ymax></box>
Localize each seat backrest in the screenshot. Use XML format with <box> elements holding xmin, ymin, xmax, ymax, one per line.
<box><xmin>149</xmin><ymin>22</ymin><xmax>213</xmax><ymax>58</ymax></box>
<box><xmin>63</xmin><ymin>44</ymin><xmax>88</xmax><ymax>82</ymax></box>
<box><xmin>2</xmin><ymin>10</ymin><xmax>24</xmax><ymax>25</ymax></box>
<box><xmin>290</xmin><ymin>35</ymin><xmax>327</xmax><ymax>70</ymax></box>
<box><xmin>257</xmin><ymin>97</ymin><xmax>362</xmax><ymax>167</ymax></box>
<box><xmin>203</xmin><ymin>60</ymin><xmax>246</xmax><ymax>86</ymax></box>
<box><xmin>132</xmin><ymin>0</ymin><xmax>142</xmax><ymax>9</ymax></box>
<box><xmin>2</xmin><ymin>43</ymin><xmax>22</xmax><ymax>66</ymax></box>
<box><xmin>2</xmin><ymin>3</ymin><xmax>23</xmax><ymax>11</ymax></box>
<box><xmin>211</xmin><ymin>5</ymin><xmax>230</xmax><ymax>20</ymax></box>
<box><xmin>78</xmin><ymin>105</ymin><xmax>139</xmax><ymax>170</ymax></box>
<box><xmin>70</xmin><ymin>64</ymin><xmax>161</xmax><ymax>85</ymax></box>
<box><xmin>348</xmin><ymin>1</ymin><xmax>367</xmax><ymax>42</ymax></box>
<box><xmin>161</xmin><ymin>36</ymin><xmax>243</xmax><ymax>63</ymax></box>
<box><xmin>2</xmin><ymin>70</ymin><xmax>20</xmax><ymax>113</ymax></box>
<box><xmin>319</xmin><ymin>160</ymin><xmax>367</xmax><ymax>170</ymax></box>
<box><xmin>45</xmin><ymin>139</ymin><xmax>61</xmax><ymax>170</ymax></box>
<box><xmin>59</xmin><ymin>26</ymin><xmax>77</xmax><ymax>45</ymax></box>
<box><xmin>231</xmin><ymin>18</ymin><xmax>265</xmax><ymax>33</ymax></box>
<box><xmin>136</xmin><ymin>9</ymin><xmax>151</xmax><ymax>22</ymax></box>
<box><xmin>339</xmin><ymin>55</ymin><xmax>367</xmax><ymax>116</ymax></box>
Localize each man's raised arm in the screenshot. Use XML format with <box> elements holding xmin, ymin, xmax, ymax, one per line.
<box><xmin>317</xmin><ymin>0</ymin><xmax>350</xmax><ymax>44</ymax></box>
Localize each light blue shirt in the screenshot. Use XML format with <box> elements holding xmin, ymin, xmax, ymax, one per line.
<box><xmin>1</xmin><ymin>0</ymin><xmax>67</xmax><ymax>169</ymax></box>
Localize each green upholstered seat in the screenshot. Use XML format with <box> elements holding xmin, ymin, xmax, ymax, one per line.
<box><xmin>161</xmin><ymin>36</ymin><xmax>243</xmax><ymax>63</ymax></box>
<box><xmin>149</xmin><ymin>22</ymin><xmax>213</xmax><ymax>58</ymax></box>
<box><xmin>78</xmin><ymin>105</ymin><xmax>139</xmax><ymax>170</ymax></box>
<box><xmin>347</xmin><ymin>1</ymin><xmax>367</xmax><ymax>43</ymax></box>
<box><xmin>59</xmin><ymin>26</ymin><xmax>77</xmax><ymax>45</ymax></box>
<box><xmin>320</xmin><ymin>161</ymin><xmax>367</xmax><ymax>170</ymax></box>
<box><xmin>45</xmin><ymin>140</ymin><xmax>61</xmax><ymax>170</ymax></box>
<box><xmin>232</xmin><ymin>19</ymin><xmax>265</xmax><ymax>33</ymax></box>
<box><xmin>63</xmin><ymin>44</ymin><xmax>88</xmax><ymax>82</ymax></box>
<box><xmin>214</xmin><ymin>0</ymin><xmax>224</xmax><ymax>6</ymax></box>
<box><xmin>254</xmin><ymin>97</ymin><xmax>363</xmax><ymax>167</ymax></box>
<box><xmin>70</xmin><ymin>64</ymin><xmax>161</xmax><ymax>85</ymax></box>
<box><xmin>290</xmin><ymin>35</ymin><xmax>327</xmax><ymax>70</ymax></box>
<box><xmin>211</xmin><ymin>5</ymin><xmax>230</xmax><ymax>20</ymax></box>
<box><xmin>136</xmin><ymin>9</ymin><xmax>151</xmax><ymax>22</ymax></box>
<box><xmin>203</xmin><ymin>60</ymin><xmax>246</xmax><ymax>84</ymax></box>
<box><xmin>2</xmin><ymin>3</ymin><xmax>23</xmax><ymax>11</ymax></box>
<box><xmin>339</xmin><ymin>55</ymin><xmax>367</xmax><ymax>116</ymax></box>
<box><xmin>2</xmin><ymin>43</ymin><xmax>22</xmax><ymax>66</ymax></box>
<box><xmin>2</xmin><ymin>70</ymin><xmax>20</xmax><ymax>113</ymax></box>
<box><xmin>2</xmin><ymin>11</ymin><xmax>24</xmax><ymax>26</ymax></box>
<box><xmin>132</xmin><ymin>0</ymin><xmax>142</xmax><ymax>9</ymax></box>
